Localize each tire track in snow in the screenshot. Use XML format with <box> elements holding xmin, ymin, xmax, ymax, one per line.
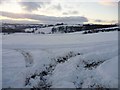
<box><xmin>14</xmin><ymin>49</ymin><xmax>34</xmax><ymax>67</ymax></box>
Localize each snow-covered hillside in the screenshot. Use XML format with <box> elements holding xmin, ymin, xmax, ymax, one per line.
<box><xmin>34</xmin><ymin>27</ymin><xmax>53</xmax><ymax>34</ymax></box>
<box><xmin>2</xmin><ymin>31</ymin><xmax>118</xmax><ymax>88</ymax></box>
<box><xmin>24</xmin><ymin>25</ymin><xmax>118</xmax><ymax>34</ymax></box>
<box><xmin>25</xmin><ymin>24</ymin><xmax>82</xmax><ymax>34</ymax></box>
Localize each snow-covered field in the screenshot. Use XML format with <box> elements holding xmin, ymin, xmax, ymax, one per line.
<box><xmin>2</xmin><ymin>31</ymin><xmax>118</xmax><ymax>88</ymax></box>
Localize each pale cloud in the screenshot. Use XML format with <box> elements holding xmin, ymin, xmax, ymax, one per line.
<box><xmin>0</xmin><ymin>0</ymin><xmax>9</xmax><ymax>4</ymax></box>
<box><xmin>1</xmin><ymin>19</ymin><xmax>39</xmax><ymax>24</ymax></box>
<box><xmin>53</xmin><ymin>3</ymin><xmax>62</xmax><ymax>10</ymax></box>
<box><xmin>19</xmin><ymin>0</ymin><xmax>51</xmax><ymax>12</ymax></box>
<box><xmin>1</xmin><ymin>11</ymin><xmax>88</xmax><ymax>24</ymax></box>
<box><xmin>95</xmin><ymin>19</ymin><xmax>106</xmax><ymax>22</ymax></box>
<box><xmin>63</xmin><ymin>11</ymin><xmax>79</xmax><ymax>15</ymax></box>
<box><xmin>19</xmin><ymin>2</ymin><xmax>42</xmax><ymax>11</ymax></box>
<box><xmin>94</xmin><ymin>19</ymin><xmax>117</xmax><ymax>24</ymax></box>
<box><xmin>98</xmin><ymin>0</ymin><xmax>118</xmax><ymax>6</ymax></box>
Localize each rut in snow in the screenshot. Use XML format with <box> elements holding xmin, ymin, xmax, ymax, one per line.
<box><xmin>14</xmin><ymin>49</ymin><xmax>34</xmax><ymax>67</ymax></box>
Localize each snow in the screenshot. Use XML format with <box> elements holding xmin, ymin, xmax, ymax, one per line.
<box><xmin>27</xmin><ymin>24</ymin><xmax>82</xmax><ymax>34</ymax></box>
<box><xmin>49</xmin><ymin>48</ymin><xmax>118</xmax><ymax>88</ymax></box>
<box><xmin>2</xmin><ymin>30</ymin><xmax>118</xmax><ymax>88</ymax></box>
<box><xmin>3</xmin><ymin>31</ymin><xmax>117</xmax><ymax>48</ymax></box>
<box><xmin>35</xmin><ymin>27</ymin><xmax>52</xmax><ymax>34</ymax></box>
<box><xmin>96</xmin><ymin>26</ymin><xmax>119</xmax><ymax>30</ymax></box>
<box><xmin>96</xmin><ymin>56</ymin><xmax>118</xmax><ymax>88</ymax></box>
<box><xmin>0</xmin><ymin>33</ymin><xmax>2</xmax><ymax>89</ymax></box>
<box><xmin>2</xmin><ymin>49</ymin><xmax>26</xmax><ymax>87</ymax></box>
<box><xmin>25</xmin><ymin>28</ymin><xmax>34</xmax><ymax>32</ymax></box>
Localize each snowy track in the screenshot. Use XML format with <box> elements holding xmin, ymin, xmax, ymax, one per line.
<box><xmin>14</xmin><ymin>49</ymin><xmax>34</xmax><ymax>67</ymax></box>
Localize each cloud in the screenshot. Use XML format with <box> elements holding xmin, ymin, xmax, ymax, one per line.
<box><xmin>95</xmin><ymin>19</ymin><xmax>105</xmax><ymax>22</ymax></box>
<box><xmin>0</xmin><ymin>0</ymin><xmax>10</xmax><ymax>4</ymax></box>
<box><xmin>98</xmin><ymin>0</ymin><xmax>118</xmax><ymax>6</ymax></box>
<box><xmin>94</xmin><ymin>19</ymin><xmax>117</xmax><ymax>24</ymax></box>
<box><xmin>19</xmin><ymin>2</ymin><xmax>42</xmax><ymax>11</ymax></box>
<box><xmin>1</xmin><ymin>19</ymin><xmax>39</xmax><ymax>24</ymax></box>
<box><xmin>19</xmin><ymin>0</ymin><xmax>51</xmax><ymax>12</ymax></box>
<box><xmin>63</xmin><ymin>11</ymin><xmax>79</xmax><ymax>15</ymax></box>
<box><xmin>1</xmin><ymin>11</ymin><xmax>88</xmax><ymax>24</ymax></box>
<box><xmin>53</xmin><ymin>3</ymin><xmax>62</xmax><ymax>10</ymax></box>
<box><xmin>71</xmin><ymin>11</ymin><xmax>79</xmax><ymax>14</ymax></box>
<box><xmin>48</xmin><ymin>3</ymin><xmax>62</xmax><ymax>11</ymax></box>
<box><xmin>0</xmin><ymin>1</ymin><xmax>2</xmax><ymax>4</ymax></box>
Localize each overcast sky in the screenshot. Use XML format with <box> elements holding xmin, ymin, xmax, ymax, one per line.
<box><xmin>0</xmin><ymin>0</ymin><xmax>118</xmax><ymax>24</ymax></box>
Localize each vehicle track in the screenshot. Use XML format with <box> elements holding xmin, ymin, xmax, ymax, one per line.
<box><xmin>14</xmin><ymin>49</ymin><xmax>34</xmax><ymax>67</ymax></box>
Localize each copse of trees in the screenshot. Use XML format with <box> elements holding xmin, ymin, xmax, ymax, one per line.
<box><xmin>55</xmin><ymin>23</ymin><xmax>64</xmax><ymax>26</ymax></box>
<box><xmin>51</xmin><ymin>24</ymin><xmax>118</xmax><ymax>34</ymax></box>
<box><xmin>2</xmin><ymin>27</ymin><xmax>25</xmax><ymax>33</ymax></box>
<box><xmin>82</xmin><ymin>28</ymin><xmax>119</xmax><ymax>34</ymax></box>
<box><xmin>52</xmin><ymin>26</ymin><xmax>83</xmax><ymax>33</ymax></box>
<box><xmin>82</xmin><ymin>24</ymin><xmax>117</xmax><ymax>30</ymax></box>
